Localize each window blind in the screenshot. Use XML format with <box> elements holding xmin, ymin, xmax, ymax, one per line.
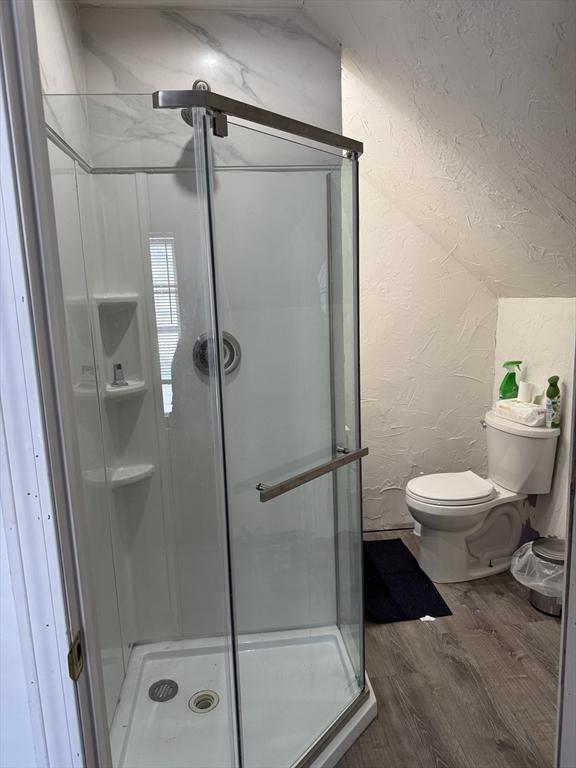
<box><xmin>149</xmin><ymin>235</ymin><xmax>180</xmax><ymax>415</ymax></box>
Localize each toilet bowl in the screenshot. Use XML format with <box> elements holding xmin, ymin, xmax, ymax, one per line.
<box><xmin>406</xmin><ymin>471</ymin><xmax>525</xmax><ymax>582</ymax></box>
<box><xmin>405</xmin><ymin>411</ymin><xmax>560</xmax><ymax>583</ymax></box>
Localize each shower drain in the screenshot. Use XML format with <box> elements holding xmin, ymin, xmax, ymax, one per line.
<box><xmin>148</xmin><ymin>679</ymin><xmax>178</xmax><ymax>702</ymax></box>
<box><xmin>188</xmin><ymin>690</ymin><xmax>219</xmax><ymax>713</ymax></box>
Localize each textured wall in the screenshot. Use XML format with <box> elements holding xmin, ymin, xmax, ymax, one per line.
<box><xmin>359</xmin><ymin>170</ymin><xmax>497</xmax><ymax>529</ymax></box>
<box><xmin>306</xmin><ymin>0</ymin><xmax>576</xmax><ymax>529</ymax></box>
<box><xmin>494</xmin><ymin>298</ymin><xmax>576</xmax><ymax>538</ymax></box>
<box><xmin>307</xmin><ymin>0</ymin><xmax>576</xmax><ymax>297</ymax></box>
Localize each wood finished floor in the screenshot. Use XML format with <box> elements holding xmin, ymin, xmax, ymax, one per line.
<box><xmin>337</xmin><ymin>531</ymin><xmax>561</xmax><ymax>768</ymax></box>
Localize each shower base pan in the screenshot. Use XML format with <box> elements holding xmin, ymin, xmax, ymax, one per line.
<box><xmin>110</xmin><ymin>626</ymin><xmax>376</xmax><ymax>768</ymax></box>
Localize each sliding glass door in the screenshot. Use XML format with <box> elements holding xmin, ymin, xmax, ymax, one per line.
<box><xmin>193</xmin><ymin>110</ymin><xmax>364</xmax><ymax>767</ymax></box>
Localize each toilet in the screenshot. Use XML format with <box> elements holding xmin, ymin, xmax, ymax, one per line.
<box><xmin>405</xmin><ymin>411</ymin><xmax>560</xmax><ymax>583</ymax></box>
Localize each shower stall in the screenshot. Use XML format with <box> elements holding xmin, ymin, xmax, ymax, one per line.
<box><xmin>44</xmin><ymin>88</ymin><xmax>374</xmax><ymax>768</ymax></box>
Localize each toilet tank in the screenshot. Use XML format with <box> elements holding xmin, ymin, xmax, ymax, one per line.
<box><xmin>484</xmin><ymin>411</ymin><xmax>560</xmax><ymax>494</ymax></box>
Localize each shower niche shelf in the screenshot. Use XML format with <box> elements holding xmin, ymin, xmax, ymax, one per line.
<box><xmin>93</xmin><ymin>293</ymin><xmax>145</xmax><ymax>394</ymax></box>
<box><xmin>73</xmin><ymin>382</ymin><xmax>97</xmax><ymax>398</ymax></box>
<box><xmin>83</xmin><ymin>463</ymin><xmax>155</xmax><ymax>489</ymax></box>
<box><xmin>104</xmin><ymin>380</ymin><xmax>148</xmax><ymax>400</ymax></box>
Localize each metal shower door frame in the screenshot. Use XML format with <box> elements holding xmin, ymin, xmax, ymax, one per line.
<box><xmin>153</xmin><ymin>89</ymin><xmax>363</xmax><ymax>156</ymax></box>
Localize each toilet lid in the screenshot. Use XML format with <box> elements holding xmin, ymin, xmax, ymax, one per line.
<box><xmin>406</xmin><ymin>471</ymin><xmax>496</xmax><ymax>506</ymax></box>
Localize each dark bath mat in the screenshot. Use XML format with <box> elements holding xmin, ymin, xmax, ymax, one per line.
<box><xmin>364</xmin><ymin>538</ymin><xmax>452</xmax><ymax>623</ymax></box>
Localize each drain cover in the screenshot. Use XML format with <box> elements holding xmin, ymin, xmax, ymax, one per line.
<box><xmin>149</xmin><ymin>679</ymin><xmax>178</xmax><ymax>702</ymax></box>
<box><xmin>189</xmin><ymin>690</ymin><xmax>219</xmax><ymax>713</ymax></box>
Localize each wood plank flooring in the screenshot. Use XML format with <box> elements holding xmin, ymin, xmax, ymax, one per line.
<box><xmin>337</xmin><ymin>532</ymin><xmax>561</xmax><ymax>768</ymax></box>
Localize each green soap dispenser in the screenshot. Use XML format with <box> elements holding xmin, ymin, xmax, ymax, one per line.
<box><xmin>499</xmin><ymin>360</ymin><xmax>522</xmax><ymax>400</ymax></box>
<box><xmin>545</xmin><ymin>376</ymin><xmax>561</xmax><ymax>428</ymax></box>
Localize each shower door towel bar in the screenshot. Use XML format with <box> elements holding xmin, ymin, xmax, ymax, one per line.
<box><xmin>256</xmin><ymin>447</ymin><xmax>369</xmax><ymax>503</ymax></box>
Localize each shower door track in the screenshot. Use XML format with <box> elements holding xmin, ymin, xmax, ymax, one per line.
<box><xmin>293</xmin><ymin>679</ymin><xmax>371</xmax><ymax>768</ymax></box>
<box><xmin>153</xmin><ymin>89</ymin><xmax>364</xmax><ymax>156</ymax></box>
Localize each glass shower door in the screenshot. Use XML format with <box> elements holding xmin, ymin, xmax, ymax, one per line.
<box><xmin>193</xmin><ymin>111</ymin><xmax>365</xmax><ymax>768</ymax></box>
<box><xmin>46</xmin><ymin>89</ymin><xmax>366</xmax><ymax>768</ymax></box>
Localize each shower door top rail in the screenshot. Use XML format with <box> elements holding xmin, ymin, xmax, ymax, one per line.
<box><xmin>256</xmin><ymin>447</ymin><xmax>369</xmax><ymax>503</ymax></box>
<box><xmin>152</xmin><ymin>89</ymin><xmax>364</xmax><ymax>156</ymax></box>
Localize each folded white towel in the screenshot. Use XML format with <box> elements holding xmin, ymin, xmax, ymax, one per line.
<box><xmin>493</xmin><ymin>399</ymin><xmax>546</xmax><ymax>427</ymax></box>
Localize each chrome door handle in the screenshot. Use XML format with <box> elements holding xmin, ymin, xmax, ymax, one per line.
<box><xmin>256</xmin><ymin>447</ymin><xmax>369</xmax><ymax>503</ymax></box>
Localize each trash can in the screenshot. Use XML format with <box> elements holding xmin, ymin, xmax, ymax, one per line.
<box><xmin>510</xmin><ymin>537</ymin><xmax>565</xmax><ymax>617</ymax></box>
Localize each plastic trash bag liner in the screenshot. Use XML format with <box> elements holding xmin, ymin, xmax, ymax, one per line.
<box><xmin>510</xmin><ymin>541</ymin><xmax>564</xmax><ymax>598</ymax></box>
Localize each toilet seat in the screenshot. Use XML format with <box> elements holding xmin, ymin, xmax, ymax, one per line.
<box><xmin>406</xmin><ymin>471</ymin><xmax>496</xmax><ymax>507</ymax></box>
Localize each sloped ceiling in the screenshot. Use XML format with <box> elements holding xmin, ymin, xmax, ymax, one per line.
<box><xmin>306</xmin><ymin>0</ymin><xmax>576</xmax><ymax>297</ymax></box>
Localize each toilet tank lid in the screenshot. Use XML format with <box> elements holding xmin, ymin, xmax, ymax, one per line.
<box><xmin>406</xmin><ymin>471</ymin><xmax>495</xmax><ymax>504</ymax></box>
<box><xmin>485</xmin><ymin>411</ymin><xmax>560</xmax><ymax>438</ymax></box>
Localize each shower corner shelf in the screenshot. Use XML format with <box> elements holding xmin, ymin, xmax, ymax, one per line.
<box><xmin>93</xmin><ymin>292</ymin><xmax>139</xmax><ymax>305</ymax></box>
<box><xmin>110</xmin><ymin>463</ymin><xmax>155</xmax><ymax>488</ymax></box>
<box><xmin>104</xmin><ymin>380</ymin><xmax>148</xmax><ymax>400</ymax></box>
<box><xmin>73</xmin><ymin>383</ymin><xmax>97</xmax><ymax>398</ymax></box>
<box><xmin>83</xmin><ymin>463</ymin><xmax>155</xmax><ymax>489</ymax></box>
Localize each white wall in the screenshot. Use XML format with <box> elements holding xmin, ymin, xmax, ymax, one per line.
<box><xmin>47</xmin><ymin>143</ymin><xmax>126</xmax><ymax>724</ymax></box>
<box><xmin>33</xmin><ymin>0</ymin><xmax>85</xmax><ymax>93</ymax></box>
<box><xmin>36</xmin><ymin>3</ymin><xmax>344</xmax><ymax>639</ymax></box>
<box><xmin>494</xmin><ymin>298</ymin><xmax>576</xmax><ymax>538</ymax></box>
<box><xmin>0</xmin><ymin>67</ymin><xmax>84</xmax><ymax>765</ymax></box>
<box><xmin>75</xmin><ymin>4</ymin><xmax>343</xmax><ymax>633</ymax></box>
<box><xmin>307</xmin><ymin>0</ymin><xmax>575</xmax><ymax>297</ymax></box>
<box><xmin>359</xmin><ymin>170</ymin><xmax>497</xmax><ymax>529</ymax></box>
<box><xmin>80</xmin><ymin>5</ymin><xmax>341</xmax><ymax>131</ymax></box>
<box><xmin>33</xmin><ymin>0</ymin><xmax>92</xmax><ymax>161</ymax></box>
<box><xmin>0</xmin><ymin>522</ymin><xmax>37</xmax><ymax>768</ymax></box>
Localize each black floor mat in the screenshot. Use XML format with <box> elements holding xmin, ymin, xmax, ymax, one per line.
<box><xmin>364</xmin><ymin>538</ymin><xmax>452</xmax><ymax>623</ymax></box>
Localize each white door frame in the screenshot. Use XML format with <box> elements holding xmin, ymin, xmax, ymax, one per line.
<box><xmin>1</xmin><ymin>1</ymin><xmax>575</xmax><ymax>767</ymax></box>
<box><xmin>0</xmin><ymin>1</ymin><xmax>111</xmax><ymax>765</ymax></box>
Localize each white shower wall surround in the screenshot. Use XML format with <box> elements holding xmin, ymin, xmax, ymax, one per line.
<box><xmin>34</xmin><ymin>0</ymin><xmax>92</xmax><ymax>160</ymax></box>
<box><xmin>43</xmin><ymin>78</ymin><xmax>376</xmax><ymax>757</ymax></box>
<box><xmin>36</xmin><ymin>1</ymin><xmax>349</xmax><ymax>738</ymax></box>
<box><xmin>145</xmin><ymin>169</ymin><xmax>336</xmax><ymax>636</ymax></box>
<box><xmin>48</xmin><ymin>145</ymin><xmax>125</xmax><ymax>723</ymax></box>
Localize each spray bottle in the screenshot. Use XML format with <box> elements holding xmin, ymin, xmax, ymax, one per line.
<box><xmin>499</xmin><ymin>360</ymin><xmax>522</xmax><ymax>400</ymax></box>
<box><xmin>545</xmin><ymin>376</ymin><xmax>561</xmax><ymax>428</ymax></box>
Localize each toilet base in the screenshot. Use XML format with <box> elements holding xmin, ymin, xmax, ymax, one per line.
<box><xmin>408</xmin><ymin>485</ymin><xmax>525</xmax><ymax>584</ymax></box>
<box><xmin>418</xmin><ymin>525</ymin><xmax>516</xmax><ymax>584</ymax></box>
